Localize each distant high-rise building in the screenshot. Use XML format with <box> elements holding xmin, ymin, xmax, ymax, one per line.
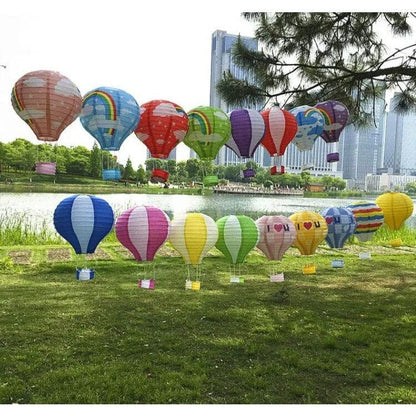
<box><xmin>210</xmin><ymin>30</ymin><xmax>268</xmax><ymax>167</ymax></box>
<box><xmin>209</xmin><ymin>30</ymin><xmax>341</xmax><ymax>176</ymax></box>
<box><xmin>383</xmin><ymin>93</ymin><xmax>416</xmax><ymax>175</ymax></box>
<box><xmin>339</xmin><ymin>96</ymin><xmax>386</xmax><ymax>188</ymax></box>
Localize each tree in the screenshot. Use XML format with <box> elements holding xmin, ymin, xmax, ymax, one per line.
<box><xmin>66</xmin><ymin>146</ymin><xmax>91</xmax><ymax>176</ymax></box>
<box><xmin>123</xmin><ymin>157</ymin><xmax>136</xmax><ymax>180</ymax></box>
<box><xmin>185</xmin><ymin>158</ymin><xmax>200</xmax><ymax>181</ymax></box>
<box><xmin>137</xmin><ymin>165</ymin><xmax>147</xmax><ymax>184</ymax></box>
<box><xmin>175</xmin><ymin>161</ymin><xmax>188</xmax><ymax>183</ymax></box>
<box><xmin>89</xmin><ymin>143</ymin><xmax>102</xmax><ymax>178</ymax></box>
<box><xmin>145</xmin><ymin>158</ymin><xmax>164</xmax><ymax>173</ymax></box>
<box><xmin>224</xmin><ymin>165</ymin><xmax>243</xmax><ymax>182</ymax></box>
<box><xmin>405</xmin><ymin>181</ymin><xmax>416</xmax><ymax>193</ymax></box>
<box><xmin>217</xmin><ymin>13</ymin><xmax>416</xmax><ymax>125</ymax></box>
<box><xmin>166</xmin><ymin>159</ymin><xmax>177</xmax><ymax>178</ymax></box>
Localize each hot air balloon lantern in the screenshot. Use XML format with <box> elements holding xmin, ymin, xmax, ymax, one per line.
<box><xmin>11</xmin><ymin>70</ymin><xmax>82</xmax><ymax>176</ymax></box>
<box><xmin>346</xmin><ymin>201</ymin><xmax>384</xmax><ymax>242</ymax></box>
<box><xmin>226</xmin><ymin>108</ymin><xmax>265</xmax><ymax>179</ymax></box>
<box><xmin>135</xmin><ymin>100</ymin><xmax>189</xmax><ymax>183</ymax></box>
<box><xmin>375</xmin><ymin>192</ymin><xmax>414</xmax><ymax>247</ymax></box>
<box><xmin>184</xmin><ymin>106</ymin><xmax>231</xmax><ymax>186</ymax></box>
<box><xmin>169</xmin><ymin>212</ymin><xmax>218</xmax><ymax>289</ymax></box>
<box><xmin>319</xmin><ymin>207</ymin><xmax>357</xmax><ymax>249</ymax></box>
<box><xmin>289</xmin><ymin>106</ymin><xmax>324</xmax><ymax>152</ymax></box>
<box><xmin>115</xmin><ymin>206</ymin><xmax>170</xmax><ymax>289</ymax></box>
<box><xmin>80</xmin><ymin>87</ymin><xmax>140</xmax><ymax>181</ymax></box>
<box><xmin>288</xmin><ymin>105</ymin><xmax>324</xmax><ymax>171</ymax></box>
<box><xmin>315</xmin><ymin>100</ymin><xmax>349</xmax><ymax>163</ymax></box>
<box><xmin>289</xmin><ymin>211</ymin><xmax>328</xmax><ymax>274</ymax></box>
<box><xmin>53</xmin><ymin>195</ymin><xmax>114</xmax><ymax>280</ymax></box>
<box><xmin>256</xmin><ymin>215</ymin><xmax>297</xmax><ymax>281</ymax></box>
<box><xmin>216</xmin><ymin>215</ymin><xmax>259</xmax><ymax>283</ymax></box>
<box><xmin>261</xmin><ymin>107</ymin><xmax>298</xmax><ymax>175</ymax></box>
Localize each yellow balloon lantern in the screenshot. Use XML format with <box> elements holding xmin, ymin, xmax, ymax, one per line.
<box><xmin>289</xmin><ymin>211</ymin><xmax>328</xmax><ymax>255</ymax></box>
<box><xmin>169</xmin><ymin>212</ymin><xmax>218</xmax><ymax>265</ymax></box>
<box><xmin>375</xmin><ymin>192</ymin><xmax>414</xmax><ymax>231</ymax></box>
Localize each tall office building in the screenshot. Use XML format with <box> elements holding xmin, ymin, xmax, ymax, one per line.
<box><xmin>383</xmin><ymin>93</ymin><xmax>416</xmax><ymax>175</ymax></box>
<box><xmin>210</xmin><ymin>30</ymin><xmax>340</xmax><ymax>176</ymax></box>
<box><xmin>210</xmin><ymin>30</ymin><xmax>269</xmax><ymax>167</ymax></box>
<box><xmin>339</xmin><ymin>96</ymin><xmax>386</xmax><ymax>188</ymax></box>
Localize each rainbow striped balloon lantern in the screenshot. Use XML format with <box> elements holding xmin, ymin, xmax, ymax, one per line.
<box><xmin>289</xmin><ymin>105</ymin><xmax>324</xmax><ymax>152</ymax></box>
<box><xmin>315</xmin><ymin>100</ymin><xmax>349</xmax><ymax>163</ymax></box>
<box><xmin>347</xmin><ymin>201</ymin><xmax>384</xmax><ymax>242</ymax></box>
<box><xmin>184</xmin><ymin>106</ymin><xmax>231</xmax><ymax>186</ymax></box>
<box><xmin>12</xmin><ymin>70</ymin><xmax>82</xmax><ymax>175</ymax></box>
<box><xmin>80</xmin><ymin>86</ymin><xmax>140</xmax><ymax>180</ymax></box>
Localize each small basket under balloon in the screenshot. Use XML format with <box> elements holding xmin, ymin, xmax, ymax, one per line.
<box><xmin>302</xmin><ymin>264</ymin><xmax>316</xmax><ymax>275</ymax></box>
<box><xmin>102</xmin><ymin>168</ymin><xmax>121</xmax><ymax>181</ymax></box>
<box><xmin>270</xmin><ymin>165</ymin><xmax>285</xmax><ymax>175</ymax></box>
<box><xmin>151</xmin><ymin>169</ymin><xmax>169</xmax><ymax>183</ymax></box>
<box><xmin>230</xmin><ymin>276</ymin><xmax>244</xmax><ymax>283</ymax></box>
<box><xmin>203</xmin><ymin>175</ymin><xmax>219</xmax><ymax>187</ymax></box>
<box><xmin>35</xmin><ymin>162</ymin><xmax>56</xmax><ymax>175</ymax></box>
<box><xmin>76</xmin><ymin>268</ymin><xmax>95</xmax><ymax>281</ymax></box>
<box><xmin>185</xmin><ymin>280</ymin><xmax>201</xmax><ymax>291</ymax></box>
<box><xmin>138</xmin><ymin>279</ymin><xmax>155</xmax><ymax>290</ymax></box>
<box><xmin>331</xmin><ymin>259</ymin><xmax>344</xmax><ymax>268</ymax></box>
<box><xmin>270</xmin><ymin>272</ymin><xmax>285</xmax><ymax>282</ymax></box>
<box><xmin>326</xmin><ymin>152</ymin><xmax>339</xmax><ymax>163</ymax></box>
<box><xmin>390</xmin><ymin>238</ymin><xmax>402</xmax><ymax>247</ymax></box>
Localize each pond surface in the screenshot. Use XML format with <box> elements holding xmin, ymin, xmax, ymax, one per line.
<box><xmin>1</xmin><ymin>192</ymin><xmax>415</xmax><ymax>232</ymax></box>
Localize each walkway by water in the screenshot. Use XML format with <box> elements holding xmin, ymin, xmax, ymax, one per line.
<box><xmin>213</xmin><ymin>185</ymin><xmax>304</xmax><ymax>196</ymax></box>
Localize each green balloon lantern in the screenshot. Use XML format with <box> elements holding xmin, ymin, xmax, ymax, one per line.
<box><xmin>216</xmin><ymin>215</ymin><xmax>259</xmax><ymax>264</ymax></box>
<box><xmin>184</xmin><ymin>106</ymin><xmax>231</xmax><ymax>186</ymax></box>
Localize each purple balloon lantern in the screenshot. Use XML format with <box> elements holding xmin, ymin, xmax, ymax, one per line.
<box><xmin>226</xmin><ymin>109</ymin><xmax>265</xmax><ymax>158</ymax></box>
<box><xmin>315</xmin><ymin>100</ymin><xmax>349</xmax><ymax>143</ymax></box>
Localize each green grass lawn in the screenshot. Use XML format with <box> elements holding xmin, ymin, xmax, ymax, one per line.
<box><xmin>0</xmin><ymin>243</ymin><xmax>415</xmax><ymax>404</ymax></box>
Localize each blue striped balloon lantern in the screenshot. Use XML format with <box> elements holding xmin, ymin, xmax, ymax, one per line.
<box><xmin>319</xmin><ymin>206</ymin><xmax>357</xmax><ymax>249</ymax></box>
<box><xmin>53</xmin><ymin>194</ymin><xmax>114</xmax><ymax>280</ymax></box>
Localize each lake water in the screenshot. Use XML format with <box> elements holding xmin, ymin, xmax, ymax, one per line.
<box><xmin>1</xmin><ymin>192</ymin><xmax>415</xmax><ymax>232</ymax></box>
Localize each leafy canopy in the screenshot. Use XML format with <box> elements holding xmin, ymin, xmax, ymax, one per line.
<box><xmin>217</xmin><ymin>12</ymin><xmax>416</xmax><ymax>125</ymax></box>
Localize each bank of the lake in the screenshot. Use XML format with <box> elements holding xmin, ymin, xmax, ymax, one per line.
<box><xmin>0</xmin><ymin>171</ymin><xmax>375</xmax><ymax>198</ymax></box>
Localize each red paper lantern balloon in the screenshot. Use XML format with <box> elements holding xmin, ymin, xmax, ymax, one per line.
<box><xmin>11</xmin><ymin>70</ymin><xmax>82</xmax><ymax>142</ymax></box>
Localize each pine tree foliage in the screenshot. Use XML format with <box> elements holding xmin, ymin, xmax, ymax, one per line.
<box><xmin>216</xmin><ymin>12</ymin><xmax>416</xmax><ymax>125</ymax></box>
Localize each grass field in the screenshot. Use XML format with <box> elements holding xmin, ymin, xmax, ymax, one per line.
<box><xmin>0</xmin><ymin>241</ymin><xmax>415</xmax><ymax>404</ymax></box>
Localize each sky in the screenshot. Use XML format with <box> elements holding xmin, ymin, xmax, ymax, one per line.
<box><xmin>1</xmin><ymin>1</ymin><xmax>413</xmax><ymax>168</ymax></box>
<box><xmin>0</xmin><ymin>0</ymin><xmax>259</xmax><ymax>168</ymax></box>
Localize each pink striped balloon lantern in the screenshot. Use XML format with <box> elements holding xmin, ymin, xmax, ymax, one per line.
<box><xmin>115</xmin><ymin>206</ymin><xmax>170</xmax><ymax>262</ymax></box>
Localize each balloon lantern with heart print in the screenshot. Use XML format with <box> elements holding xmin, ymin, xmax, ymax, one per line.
<box><xmin>319</xmin><ymin>207</ymin><xmax>357</xmax><ymax>249</ymax></box>
<box><xmin>256</xmin><ymin>215</ymin><xmax>297</xmax><ymax>282</ymax></box>
<box><xmin>288</xmin><ymin>211</ymin><xmax>328</xmax><ymax>256</ymax></box>
<box><xmin>288</xmin><ymin>211</ymin><xmax>328</xmax><ymax>274</ymax></box>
